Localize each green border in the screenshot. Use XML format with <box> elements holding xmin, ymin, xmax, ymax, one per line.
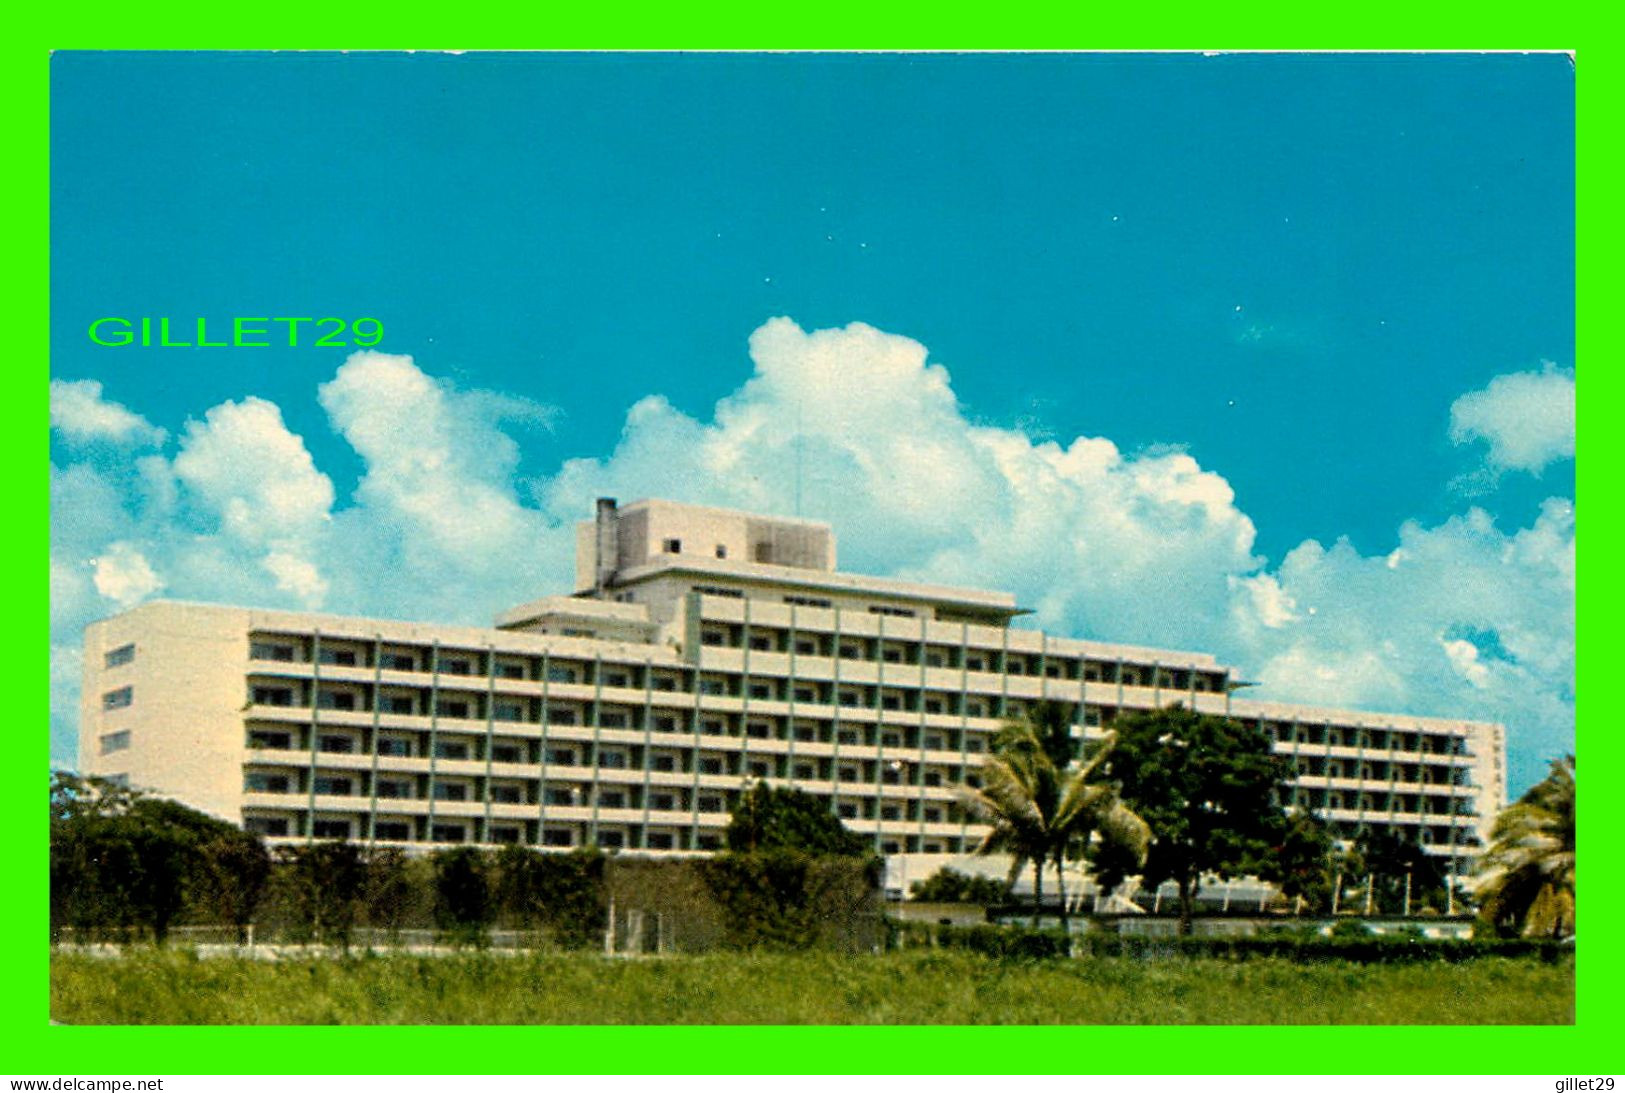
<box><xmin>17</xmin><ymin>6</ymin><xmax>1601</xmax><ymax>1075</ymax></box>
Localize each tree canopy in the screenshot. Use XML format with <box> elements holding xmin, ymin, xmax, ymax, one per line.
<box><xmin>1474</xmin><ymin>754</ymin><xmax>1575</xmax><ymax>939</ymax></box>
<box><xmin>1097</xmin><ymin>705</ymin><xmax>1291</xmax><ymax>934</ymax></box>
<box><xmin>50</xmin><ymin>771</ymin><xmax>269</xmax><ymax>943</ymax></box>
<box><xmin>725</xmin><ymin>783</ymin><xmax>870</xmax><ymax>857</ymax></box>
<box><xmin>965</xmin><ymin>700</ymin><xmax>1149</xmax><ymax>926</ymax></box>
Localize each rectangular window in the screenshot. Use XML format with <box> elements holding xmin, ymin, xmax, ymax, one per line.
<box><xmin>545</xmin><ymin>665</ymin><xmax>578</xmax><ymax>684</ymax></box>
<box><xmin>438</xmin><ymin>658</ymin><xmax>473</xmax><ymax>676</ymax></box>
<box><xmin>748</xmin><ymin>761</ymin><xmax>771</xmax><ymax>778</ymax></box>
<box><xmin>794</xmin><ymin>763</ymin><xmax>816</xmax><ymax>780</ymax></box>
<box><xmin>251</xmin><ymin>641</ymin><xmax>296</xmax><ymax>663</ymax></box>
<box><xmin>436</xmin><ymin>700</ymin><xmax>471</xmax><ymax>719</ymax></box>
<box><xmin>546</xmin><ymin>707</ymin><xmax>579</xmax><ymax>725</ymax></box>
<box><xmin>433</xmin><ymin>783</ymin><xmax>468</xmax><ymax>802</ymax></box>
<box><xmin>494</xmin><ymin>702</ymin><xmax>525</xmax><ymax>722</ymax></box>
<box><xmin>651</xmin><ymin>676</ymin><xmax>678</xmax><ymax>692</ymax></box>
<box><xmin>245</xmin><ymin>772</ymin><xmax>290</xmax><ymax>793</ymax></box>
<box><xmin>490</xmin><ymin>744</ymin><xmax>522</xmax><ymax>764</ymax></box>
<box><xmin>651</xmin><ymin>755</ymin><xmax>676</xmax><ymax>772</ymax></box>
<box><xmin>314</xmin><ymin>777</ymin><xmax>353</xmax><ymax>796</ymax></box>
<box><xmin>548</xmin><ymin>748</ymin><xmax>576</xmax><ymax>765</ymax></box>
<box><xmin>748</xmin><ymin>683</ymin><xmax>771</xmax><ymax>700</ymax></box>
<box><xmin>542</xmin><ymin>829</ymin><xmax>573</xmax><ymax>847</ymax></box>
<box><xmin>650</xmin><ymin>793</ymin><xmax>677</xmax><ymax>810</ymax></box>
<box><xmin>319</xmin><ymin>735</ymin><xmax>354</xmax><ymax>754</ymax></box>
<box><xmin>698</xmin><ymin>795</ymin><xmax>724</xmax><ymax>813</ymax></box>
<box><xmin>103</xmin><ymin>643</ymin><xmax>135</xmax><ymax>669</ymax></box>
<box><xmin>699</xmin><ymin>758</ymin><xmax>723</xmax><ymax>775</ymax></box>
<box><xmin>383</xmin><ymin>653</ymin><xmax>417</xmax><ymax>671</ymax></box>
<box><xmin>432</xmin><ymin>824</ymin><xmax>466</xmax><ymax>844</ymax></box>
<box><xmin>375</xmin><ymin>780</ymin><xmax>412</xmax><ymax>800</ymax></box>
<box><xmin>374</xmin><ymin>821</ymin><xmax>412</xmax><ymax>841</ymax></box>
<box><xmin>318</xmin><ymin>649</ymin><xmax>358</xmax><ymax>667</ymax></box>
<box><xmin>654</xmin><ymin>715</ymin><xmax>678</xmax><ymax>733</ymax></box>
<box><xmin>748</xmin><ymin>635</ymin><xmax>772</xmax><ymax>652</ymax></box>
<box><xmin>597</xmin><ymin>830</ymin><xmax>625</xmax><ymax>849</ymax></box>
<box><xmin>837</xmin><ymin>803</ymin><xmax>858</xmax><ymax>819</ymax></box>
<box><xmin>499</xmin><ymin>663</ymin><xmax>527</xmax><ymax>680</ymax></box>
<box><xmin>647</xmin><ymin>833</ymin><xmax>675</xmax><ymax>850</ymax></box>
<box><xmin>794</xmin><ymin>687</ymin><xmax>817</xmax><ymax>703</ymax></box>
<box><xmin>599</xmin><ymin>791</ymin><xmax>626</xmax><ymax>809</ymax></box>
<box><xmin>490</xmin><ymin>785</ymin><xmax>523</xmax><ymax>804</ymax></box>
<box><xmin>599</xmin><ymin>711</ymin><xmax>628</xmax><ymax>728</ymax></box>
<box><xmin>252</xmin><ymin>686</ymin><xmax>293</xmax><ymax>707</ymax></box>
<box><xmin>312</xmin><ymin>820</ymin><xmax>351</xmax><ymax>839</ymax></box>
<box><xmin>249</xmin><ymin>730</ymin><xmax>291</xmax><ymax>750</ymax></box>
<box><xmin>99</xmin><ymin>730</ymin><xmax>131</xmax><ymax>755</ymax></box>
<box><xmin>376</xmin><ymin>737</ymin><xmax>411</xmax><ymax>757</ymax></box>
<box><xmin>245</xmin><ymin>816</ymin><xmax>289</xmax><ymax>837</ymax></box>
<box><xmin>434</xmin><ymin>741</ymin><xmax>470</xmax><ymax>760</ymax></box>
<box><xmin>318</xmin><ymin>691</ymin><xmax>356</xmax><ymax>711</ymax></box>
<box><xmin>784</xmin><ymin>595</ymin><xmax>832</xmax><ymax>608</ymax></box>
<box><xmin>102</xmin><ymin>686</ymin><xmax>133</xmax><ymax>711</ymax></box>
<box><xmin>598</xmin><ymin>752</ymin><xmax>627</xmax><ymax>769</ymax></box>
<box><xmin>490</xmin><ymin>826</ymin><xmax>522</xmax><ymax>844</ymax></box>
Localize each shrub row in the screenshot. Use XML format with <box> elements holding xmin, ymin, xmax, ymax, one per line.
<box><xmin>895</xmin><ymin>921</ymin><xmax>1573</xmax><ymax>964</ymax></box>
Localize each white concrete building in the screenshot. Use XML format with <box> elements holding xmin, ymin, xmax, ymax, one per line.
<box><xmin>79</xmin><ymin>498</ymin><xmax>1505</xmax><ymax>878</ymax></box>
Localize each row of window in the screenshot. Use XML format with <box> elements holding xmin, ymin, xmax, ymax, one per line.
<box><xmin>247</xmin><ymin>728</ymin><xmax>977</xmax><ymax>785</ymax></box>
<box><xmin>246</xmin><ymin>630</ymin><xmax>1226</xmax><ymax>693</ymax></box>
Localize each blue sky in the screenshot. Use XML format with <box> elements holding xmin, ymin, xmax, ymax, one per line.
<box><xmin>50</xmin><ymin>52</ymin><xmax>1574</xmax><ymax>792</ymax></box>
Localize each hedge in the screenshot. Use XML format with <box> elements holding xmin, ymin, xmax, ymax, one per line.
<box><xmin>894</xmin><ymin>921</ymin><xmax>1573</xmax><ymax>964</ymax></box>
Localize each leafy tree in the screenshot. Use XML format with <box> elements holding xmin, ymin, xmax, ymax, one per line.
<box><xmin>909</xmin><ymin>867</ymin><xmax>1011</xmax><ymax>905</ymax></box>
<box><xmin>360</xmin><ymin>846</ymin><xmax>424</xmax><ymax>939</ymax></box>
<box><xmin>279</xmin><ymin>840</ymin><xmax>366</xmax><ymax>947</ymax></box>
<box><xmin>1474</xmin><ymin>755</ymin><xmax>1575</xmax><ymax>939</ymax></box>
<box><xmin>1356</xmin><ymin>826</ymin><xmax>1447</xmax><ymax>914</ymax></box>
<box><xmin>433</xmin><ymin>846</ymin><xmax>493</xmax><ymax>946</ymax></box>
<box><xmin>726</xmin><ymin>783</ymin><xmax>869</xmax><ymax>856</ymax></box>
<box><xmin>1260</xmin><ymin>809</ymin><xmax>1336</xmax><ymax>914</ymax></box>
<box><xmin>964</xmin><ymin>700</ymin><xmax>1149</xmax><ymax>927</ymax></box>
<box><xmin>1099</xmin><ymin>705</ymin><xmax>1291</xmax><ymax>935</ymax></box>
<box><xmin>492</xmin><ymin>845</ymin><xmax>607</xmax><ymax>948</ymax></box>
<box><xmin>50</xmin><ymin>772</ymin><xmax>268</xmax><ymax>944</ymax></box>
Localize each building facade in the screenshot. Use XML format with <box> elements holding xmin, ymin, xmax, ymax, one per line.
<box><xmin>80</xmin><ymin>498</ymin><xmax>1505</xmax><ymax>876</ymax></box>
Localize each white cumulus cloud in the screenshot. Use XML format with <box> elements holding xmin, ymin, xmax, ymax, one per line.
<box><xmin>90</xmin><ymin>542</ymin><xmax>164</xmax><ymax>607</ymax></box>
<box><xmin>50</xmin><ymin>379</ymin><xmax>167</xmax><ymax>447</ymax></box>
<box><xmin>1450</xmin><ymin>363</ymin><xmax>1575</xmax><ymax>474</ymax></box>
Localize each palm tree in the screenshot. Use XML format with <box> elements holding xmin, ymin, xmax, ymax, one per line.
<box><xmin>1473</xmin><ymin>755</ymin><xmax>1575</xmax><ymax>939</ymax></box>
<box><xmin>963</xmin><ymin>700</ymin><xmax>1149</xmax><ymax>927</ymax></box>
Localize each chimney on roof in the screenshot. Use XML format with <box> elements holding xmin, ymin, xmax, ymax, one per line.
<box><xmin>594</xmin><ymin>498</ymin><xmax>619</xmax><ymax>595</ymax></box>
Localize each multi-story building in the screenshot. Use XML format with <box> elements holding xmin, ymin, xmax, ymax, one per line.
<box><xmin>79</xmin><ymin>498</ymin><xmax>1505</xmax><ymax>882</ymax></box>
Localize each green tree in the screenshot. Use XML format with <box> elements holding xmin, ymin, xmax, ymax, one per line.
<box><xmin>50</xmin><ymin>772</ymin><xmax>268</xmax><ymax>944</ymax></box>
<box><xmin>433</xmin><ymin>846</ymin><xmax>493</xmax><ymax>946</ymax></box>
<box><xmin>279</xmin><ymin>840</ymin><xmax>366</xmax><ymax>947</ymax></box>
<box><xmin>1099</xmin><ymin>705</ymin><xmax>1291</xmax><ymax>935</ymax></box>
<box><xmin>725</xmin><ymin>783</ymin><xmax>870</xmax><ymax>856</ymax></box>
<box><xmin>909</xmin><ymin>867</ymin><xmax>1010</xmax><ymax>905</ymax></box>
<box><xmin>964</xmin><ymin>700</ymin><xmax>1149</xmax><ymax>927</ymax></box>
<box><xmin>1474</xmin><ymin>755</ymin><xmax>1575</xmax><ymax>939</ymax></box>
<box><xmin>360</xmin><ymin>846</ymin><xmax>425</xmax><ymax>939</ymax></box>
<box><xmin>1261</xmin><ymin>809</ymin><xmax>1335</xmax><ymax>914</ymax></box>
<box><xmin>1356</xmin><ymin>826</ymin><xmax>1446</xmax><ymax>914</ymax></box>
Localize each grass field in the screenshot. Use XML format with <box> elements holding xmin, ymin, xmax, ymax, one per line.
<box><xmin>50</xmin><ymin>948</ymin><xmax>1575</xmax><ymax>1024</ymax></box>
